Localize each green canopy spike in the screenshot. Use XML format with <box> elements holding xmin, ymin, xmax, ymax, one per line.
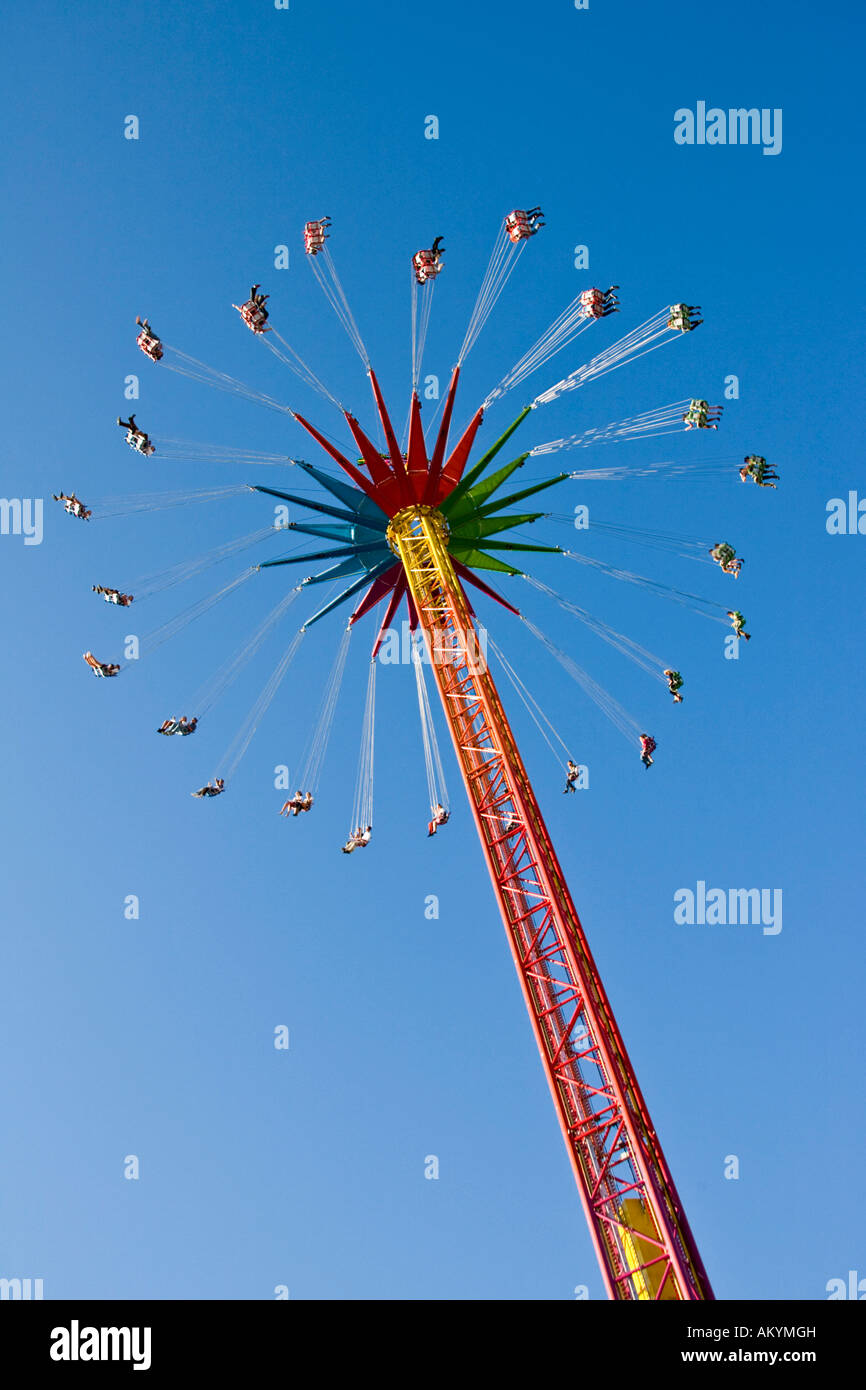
<box><xmin>447</xmin><ymin>546</ymin><xmax>523</xmax><ymax>575</ymax></box>
<box><xmin>475</xmin><ymin>471</ymin><xmax>569</xmax><ymax>517</ymax></box>
<box><xmin>450</xmin><ymin>511</ymin><xmax>544</xmax><ymax>542</ymax></box>
<box><xmin>470</xmin><ymin>406</ymin><xmax>532</xmax><ymax>476</ymax></box>
<box><xmin>442</xmin><ymin>453</ymin><xmax>530</xmax><ymax>522</ymax></box>
<box><xmin>457</xmin><ymin>540</ymin><xmax>561</xmax><ymax>554</ymax></box>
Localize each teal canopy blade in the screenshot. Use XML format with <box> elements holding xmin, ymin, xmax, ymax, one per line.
<box><xmin>261</xmin><ymin>541</ymin><xmax>389</xmax><ymax>568</ymax></box>
<box><xmin>299</xmin><ymin>557</ymin><xmax>373</xmax><ymax>584</ymax></box>
<box><xmin>301</xmin><ymin>559</ymin><xmax>396</xmax><ymax>628</ymax></box>
<box><xmin>252</xmin><ymin>485</ymin><xmax>364</xmax><ymax>529</ymax></box>
<box><xmin>295</xmin><ymin>461</ymin><xmax>389</xmax><ymax>529</ymax></box>
<box><xmin>286</xmin><ymin>521</ymin><xmax>356</xmax><ymax>543</ymax></box>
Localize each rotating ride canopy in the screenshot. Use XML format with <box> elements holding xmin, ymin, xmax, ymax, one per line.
<box><xmin>81</xmin><ymin>214</ymin><xmax>768</xmax><ymax>1297</ymax></box>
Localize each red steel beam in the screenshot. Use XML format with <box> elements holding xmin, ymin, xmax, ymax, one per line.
<box><xmin>390</xmin><ymin>506</ymin><xmax>713</xmax><ymax>1302</ymax></box>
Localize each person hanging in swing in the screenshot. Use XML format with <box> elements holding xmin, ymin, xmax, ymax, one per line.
<box><xmin>563</xmin><ymin>759</ymin><xmax>581</xmax><ymax>793</ymax></box>
<box><xmin>636</xmin><ymin>733</ymin><xmax>656</xmax><ymax>767</ymax></box>
<box><xmin>83</xmin><ymin>650</ymin><xmax>120</xmax><ymax>677</ymax></box>
<box><xmin>191</xmin><ymin>778</ymin><xmax>224</xmax><ymax>798</ymax></box>
<box><xmin>683</xmin><ymin>399</ymin><xmax>721</xmax><ymax>430</ymax></box>
<box><xmin>663</xmin><ymin>669</ymin><xmax>684</xmax><ymax>703</ymax></box>
<box><xmin>668</xmin><ymin>303</ymin><xmax>703</xmax><ymax>332</ymax></box>
<box><xmin>728</xmin><ymin>610</ymin><xmax>751</xmax><ymax>641</ymax></box>
<box><xmin>413</xmin><ymin>240</ymin><xmax>445</xmax><ymax>283</ymax></box>
<box><xmin>158</xmin><ymin>715</ymin><xmax>198</xmax><ymax>736</ymax></box>
<box><xmin>580</xmin><ymin>285</ymin><xmax>619</xmax><ymax>320</ymax></box>
<box><xmin>710</xmin><ymin>541</ymin><xmax>743</xmax><ymax>576</ymax></box>
<box><xmin>740</xmin><ymin>454</ymin><xmax>779</xmax><ymax>488</ymax></box>
<box><xmin>506</xmin><ymin>208</ymin><xmax>545</xmax><ymax>241</ymax></box>
<box><xmin>54</xmin><ymin>492</ymin><xmax>91</xmax><ymax>520</ymax></box>
<box><xmin>304</xmin><ymin>219</ymin><xmax>331</xmax><ymax>254</ymax></box>
<box><xmin>427</xmin><ymin>803</ymin><xmax>449</xmax><ymax>837</ymax></box>
<box><xmin>93</xmin><ymin>584</ymin><xmax>134</xmax><ymax>606</ymax></box>
<box><xmin>135</xmin><ymin>316</ymin><xmax>163</xmax><ymax>361</ymax></box>
<box><xmin>342</xmin><ymin>823</ymin><xmax>371</xmax><ymax>853</ymax></box>
<box><xmin>234</xmin><ymin>284</ymin><xmax>271</xmax><ymax>333</ymax></box>
<box><xmin>117</xmin><ymin>414</ymin><xmax>155</xmax><ymax>455</ymax></box>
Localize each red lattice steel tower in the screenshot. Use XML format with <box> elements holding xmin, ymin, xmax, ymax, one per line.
<box><xmin>267</xmin><ymin>363</ymin><xmax>716</xmax><ymax>1300</ymax></box>
<box><xmin>387</xmin><ymin>504</ymin><xmax>713</xmax><ymax>1301</ymax></box>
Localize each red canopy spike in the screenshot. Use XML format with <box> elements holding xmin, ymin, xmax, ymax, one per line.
<box><xmin>406</xmin><ymin>590</ymin><xmax>419</xmax><ymax>631</ymax></box>
<box><xmin>435</xmin><ymin>406</ymin><xmax>485</xmax><ymax>501</ymax></box>
<box><xmin>427</xmin><ymin>365</ymin><xmax>461</xmax><ymax>484</ymax></box>
<box><xmin>422</xmin><ymin>367</ymin><xmax>462</xmax><ymax>506</ymax></box>
<box><xmin>371</xmin><ymin>573</ymin><xmax>408</xmax><ymax>659</ymax></box>
<box><xmin>368</xmin><ymin>368</ymin><xmax>407</xmax><ymax>478</ymax></box>
<box><xmin>343</xmin><ymin>413</ymin><xmax>394</xmax><ymax>488</ymax></box>
<box><xmin>349</xmin><ymin>564</ymin><xmax>401</xmax><ymax>626</ymax></box>
<box><xmin>292</xmin><ymin>412</ymin><xmax>380</xmax><ymax>504</ymax></box>
<box><xmin>405</xmin><ymin>392</ymin><xmax>429</xmax><ymax>499</ymax></box>
<box><xmin>452</xmin><ymin>558</ymin><xmax>521</xmax><ymax>616</ymax></box>
<box><xmin>456</xmin><ymin>579</ymin><xmax>476</xmax><ymax>619</ymax></box>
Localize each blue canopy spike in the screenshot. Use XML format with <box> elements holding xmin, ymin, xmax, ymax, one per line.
<box><xmin>251</xmin><ymin>485</ymin><xmax>369</xmax><ymax>529</ymax></box>
<box><xmin>287</xmin><ymin>521</ymin><xmax>356</xmax><ymax>543</ymax></box>
<box><xmin>295</xmin><ymin>461</ymin><xmax>389</xmax><ymax>525</ymax></box>
<box><xmin>301</xmin><ymin>560</ymin><xmax>396</xmax><ymax>629</ymax></box>
<box><xmin>261</xmin><ymin>541</ymin><xmax>389</xmax><ymax>567</ymax></box>
<box><xmin>297</xmin><ymin>556</ymin><xmax>377</xmax><ymax>586</ymax></box>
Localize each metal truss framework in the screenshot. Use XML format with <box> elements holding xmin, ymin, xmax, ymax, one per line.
<box><xmin>388</xmin><ymin>504</ymin><xmax>714</xmax><ymax>1301</ymax></box>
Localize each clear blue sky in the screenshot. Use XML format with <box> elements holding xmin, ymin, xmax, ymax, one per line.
<box><xmin>1</xmin><ymin>0</ymin><xmax>864</xmax><ymax>1300</ymax></box>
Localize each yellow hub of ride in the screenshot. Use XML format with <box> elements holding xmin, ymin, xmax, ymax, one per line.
<box><xmin>386</xmin><ymin>504</ymin><xmax>450</xmax><ymax>555</ymax></box>
<box><xmin>387</xmin><ymin>502</ymin><xmax>483</xmax><ymax>682</ymax></box>
<box><xmin>387</xmin><ymin>504</ymin><xmax>477</xmax><ymax>640</ymax></box>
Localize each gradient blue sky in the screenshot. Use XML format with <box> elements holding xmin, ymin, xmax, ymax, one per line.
<box><xmin>1</xmin><ymin>0</ymin><xmax>864</xmax><ymax>1300</ymax></box>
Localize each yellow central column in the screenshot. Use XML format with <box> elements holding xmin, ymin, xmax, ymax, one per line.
<box><xmin>387</xmin><ymin>504</ymin><xmax>478</xmax><ymax>657</ymax></box>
